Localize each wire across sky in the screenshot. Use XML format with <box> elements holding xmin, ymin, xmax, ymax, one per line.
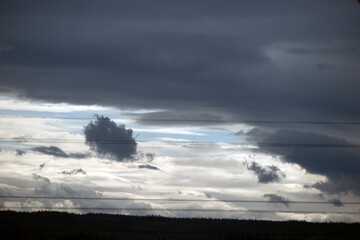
<box><xmin>1</xmin><ymin>116</ymin><xmax>360</xmax><ymax>125</ymax></box>
<box><xmin>1</xmin><ymin>115</ymin><xmax>360</xmax><ymax>218</ymax></box>
<box><xmin>1</xmin><ymin>206</ymin><xmax>359</xmax><ymax>215</ymax></box>
<box><xmin>1</xmin><ymin>138</ymin><xmax>360</xmax><ymax>149</ymax></box>
<box><xmin>1</xmin><ymin>195</ymin><xmax>359</xmax><ymax>205</ymax></box>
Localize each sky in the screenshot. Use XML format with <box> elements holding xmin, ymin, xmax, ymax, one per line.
<box><xmin>0</xmin><ymin>0</ymin><xmax>360</xmax><ymax>222</ymax></box>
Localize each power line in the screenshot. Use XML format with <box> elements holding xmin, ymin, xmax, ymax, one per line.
<box><xmin>256</xmin><ymin>143</ymin><xmax>360</xmax><ymax>148</ymax></box>
<box><xmin>1</xmin><ymin>206</ymin><xmax>359</xmax><ymax>215</ymax></box>
<box><xmin>1</xmin><ymin>116</ymin><xmax>360</xmax><ymax>125</ymax></box>
<box><xmin>1</xmin><ymin>195</ymin><xmax>359</xmax><ymax>205</ymax></box>
<box><xmin>2</xmin><ymin>138</ymin><xmax>360</xmax><ymax>148</ymax></box>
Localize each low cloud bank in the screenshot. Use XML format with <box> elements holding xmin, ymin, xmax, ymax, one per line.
<box><xmin>242</xmin><ymin>129</ymin><xmax>360</xmax><ymax>195</ymax></box>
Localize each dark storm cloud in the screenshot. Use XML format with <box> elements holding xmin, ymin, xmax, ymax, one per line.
<box><xmin>83</xmin><ymin>115</ymin><xmax>137</xmax><ymax>161</ymax></box>
<box><xmin>126</xmin><ymin>110</ymin><xmax>228</xmax><ymax>127</ymax></box>
<box><xmin>0</xmin><ymin>0</ymin><xmax>359</xmax><ymax>133</ymax></box>
<box><xmin>287</xmin><ymin>47</ymin><xmax>356</xmax><ymax>56</ymax></box>
<box><xmin>0</xmin><ymin>43</ymin><xmax>14</xmax><ymax>53</ymax></box>
<box><xmin>247</xmin><ymin>162</ymin><xmax>285</xmax><ymax>184</ymax></box>
<box><xmin>32</xmin><ymin>146</ymin><xmax>87</xmax><ymax>159</ymax></box>
<box><xmin>316</xmin><ymin>63</ymin><xmax>333</xmax><ymax>71</ymax></box>
<box><xmin>243</xmin><ymin>129</ymin><xmax>360</xmax><ymax>195</ymax></box>
<box><xmin>263</xmin><ymin>194</ymin><xmax>290</xmax><ymax>207</ymax></box>
<box><xmin>1</xmin><ymin>0</ymin><xmax>360</xmax><ymax>200</ymax></box>
<box><xmin>60</xmin><ymin>169</ymin><xmax>87</xmax><ymax>175</ymax></box>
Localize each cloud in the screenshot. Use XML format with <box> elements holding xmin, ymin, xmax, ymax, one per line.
<box><xmin>138</xmin><ymin>164</ymin><xmax>159</xmax><ymax>170</ymax></box>
<box><xmin>60</xmin><ymin>169</ymin><xmax>87</xmax><ymax>175</ymax></box>
<box><xmin>0</xmin><ymin>1</ymin><xmax>360</xmax><ymax>221</ymax></box>
<box><xmin>243</xmin><ymin>129</ymin><xmax>360</xmax><ymax>195</ymax></box>
<box><xmin>144</xmin><ymin>153</ymin><xmax>155</xmax><ymax>162</ymax></box>
<box><xmin>32</xmin><ymin>173</ymin><xmax>50</xmax><ymax>184</ymax></box>
<box><xmin>263</xmin><ymin>194</ymin><xmax>290</xmax><ymax>207</ymax></box>
<box><xmin>204</xmin><ymin>192</ymin><xmax>212</xmax><ymax>199</ymax></box>
<box><xmin>16</xmin><ymin>149</ymin><xmax>25</xmax><ymax>156</ymax></box>
<box><xmin>83</xmin><ymin>115</ymin><xmax>137</xmax><ymax>161</ymax></box>
<box><xmin>287</xmin><ymin>47</ymin><xmax>354</xmax><ymax>56</ymax></box>
<box><xmin>317</xmin><ymin>63</ymin><xmax>333</xmax><ymax>71</ymax></box>
<box><xmin>12</xmin><ymin>136</ymin><xmax>27</xmax><ymax>142</ymax></box>
<box><xmin>134</xmin><ymin>152</ymin><xmax>155</xmax><ymax>162</ymax></box>
<box><xmin>34</xmin><ymin>182</ymin><xmax>101</xmax><ymax>199</ymax></box>
<box><xmin>0</xmin><ymin>43</ymin><xmax>14</xmax><ymax>53</ymax></box>
<box><xmin>247</xmin><ymin>162</ymin><xmax>285</xmax><ymax>184</ymax></box>
<box><xmin>329</xmin><ymin>198</ymin><xmax>343</xmax><ymax>207</ymax></box>
<box><xmin>0</xmin><ymin>1</ymin><xmax>358</xmax><ymax>141</ymax></box>
<box><xmin>32</xmin><ymin>146</ymin><xmax>87</xmax><ymax>159</ymax></box>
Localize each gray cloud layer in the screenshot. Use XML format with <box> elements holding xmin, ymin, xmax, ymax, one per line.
<box><xmin>16</xmin><ymin>149</ymin><xmax>25</xmax><ymax>156</ymax></box>
<box><xmin>329</xmin><ymin>198</ymin><xmax>343</xmax><ymax>207</ymax></box>
<box><xmin>32</xmin><ymin>146</ymin><xmax>87</xmax><ymax>159</ymax></box>
<box><xmin>32</xmin><ymin>173</ymin><xmax>50</xmax><ymax>184</ymax></box>
<box><xmin>60</xmin><ymin>169</ymin><xmax>87</xmax><ymax>175</ymax></box>
<box><xmin>263</xmin><ymin>194</ymin><xmax>290</xmax><ymax>207</ymax></box>
<box><xmin>138</xmin><ymin>164</ymin><xmax>159</xmax><ymax>171</ymax></box>
<box><xmin>1</xmin><ymin>1</ymin><xmax>360</xmax><ymax>201</ymax></box>
<box><xmin>0</xmin><ymin>1</ymin><xmax>359</xmax><ymax>131</ymax></box>
<box><xmin>244</xmin><ymin>129</ymin><xmax>360</xmax><ymax>195</ymax></box>
<box><xmin>84</xmin><ymin>115</ymin><xmax>137</xmax><ymax>161</ymax></box>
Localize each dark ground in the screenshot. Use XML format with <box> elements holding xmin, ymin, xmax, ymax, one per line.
<box><xmin>0</xmin><ymin>211</ymin><xmax>359</xmax><ymax>240</ymax></box>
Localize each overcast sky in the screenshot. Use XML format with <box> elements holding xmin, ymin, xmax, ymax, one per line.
<box><xmin>0</xmin><ymin>0</ymin><xmax>360</xmax><ymax>222</ymax></box>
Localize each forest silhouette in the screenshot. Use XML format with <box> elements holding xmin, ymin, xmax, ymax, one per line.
<box><xmin>1</xmin><ymin>211</ymin><xmax>359</xmax><ymax>239</ymax></box>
